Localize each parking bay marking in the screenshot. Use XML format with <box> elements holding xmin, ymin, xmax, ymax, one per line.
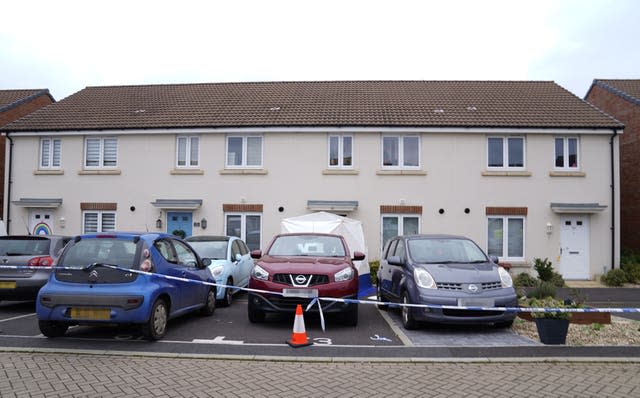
<box><xmin>0</xmin><ymin>313</ymin><xmax>36</xmax><ymax>323</ymax></box>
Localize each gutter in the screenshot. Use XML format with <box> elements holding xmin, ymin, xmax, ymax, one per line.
<box><xmin>611</xmin><ymin>129</ymin><xmax>618</xmax><ymax>270</ymax></box>
<box><xmin>5</xmin><ymin>132</ymin><xmax>12</xmax><ymax>235</ymax></box>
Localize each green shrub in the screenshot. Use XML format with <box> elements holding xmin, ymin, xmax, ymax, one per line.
<box><xmin>526</xmin><ymin>281</ymin><xmax>557</xmax><ymax>299</ymax></box>
<box><xmin>533</xmin><ymin>257</ymin><xmax>555</xmax><ymax>281</ymax></box>
<box><xmin>528</xmin><ymin>296</ymin><xmax>571</xmax><ymax>320</ymax></box>
<box><xmin>621</xmin><ymin>262</ymin><xmax>640</xmax><ymax>284</ymax></box>
<box><xmin>601</xmin><ymin>268</ymin><xmax>628</xmax><ymax>287</ymax></box>
<box><xmin>369</xmin><ymin>260</ymin><xmax>380</xmax><ymax>286</ymax></box>
<box><xmin>513</xmin><ymin>272</ymin><xmax>539</xmax><ymax>288</ymax></box>
<box><xmin>548</xmin><ymin>271</ymin><xmax>566</xmax><ymax>288</ymax></box>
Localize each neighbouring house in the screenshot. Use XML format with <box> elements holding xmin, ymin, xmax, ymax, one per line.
<box><xmin>1</xmin><ymin>81</ymin><xmax>623</xmax><ymax>279</ymax></box>
<box><xmin>585</xmin><ymin>79</ymin><xmax>640</xmax><ymax>253</ymax></box>
<box><xmin>0</xmin><ymin>89</ymin><xmax>55</xmax><ymax>221</ymax></box>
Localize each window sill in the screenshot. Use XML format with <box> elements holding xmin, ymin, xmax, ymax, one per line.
<box><xmin>170</xmin><ymin>168</ymin><xmax>204</xmax><ymax>175</ymax></box>
<box><xmin>482</xmin><ymin>171</ymin><xmax>531</xmax><ymax>177</ymax></box>
<box><xmin>376</xmin><ymin>169</ymin><xmax>427</xmax><ymax>176</ymax></box>
<box><xmin>34</xmin><ymin>169</ymin><xmax>64</xmax><ymax>175</ymax></box>
<box><xmin>78</xmin><ymin>169</ymin><xmax>122</xmax><ymax>175</ymax></box>
<box><xmin>323</xmin><ymin>169</ymin><xmax>359</xmax><ymax>175</ymax></box>
<box><xmin>549</xmin><ymin>171</ymin><xmax>586</xmax><ymax>177</ymax></box>
<box><xmin>219</xmin><ymin>169</ymin><xmax>268</xmax><ymax>175</ymax></box>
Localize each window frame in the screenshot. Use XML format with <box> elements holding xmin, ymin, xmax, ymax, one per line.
<box><xmin>176</xmin><ymin>135</ymin><xmax>200</xmax><ymax>168</ymax></box>
<box><xmin>381</xmin><ymin>135</ymin><xmax>421</xmax><ymax>169</ymax></box>
<box><xmin>328</xmin><ymin>134</ymin><xmax>354</xmax><ymax>168</ymax></box>
<box><xmin>380</xmin><ymin>214</ymin><xmax>421</xmax><ymax>249</ymax></box>
<box><xmin>39</xmin><ymin>137</ymin><xmax>62</xmax><ymax>169</ymax></box>
<box><xmin>553</xmin><ymin>136</ymin><xmax>580</xmax><ymax>170</ymax></box>
<box><xmin>82</xmin><ymin>211</ymin><xmax>117</xmax><ymax>233</ymax></box>
<box><xmin>84</xmin><ymin>137</ymin><xmax>118</xmax><ymax>168</ymax></box>
<box><xmin>486</xmin><ymin>215</ymin><xmax>525</xmax><ymax>261</ymax></box>
<box><xmin>486</xmin><ymin>136</ymin><xmax>525</xmax><ymax>170</ymax></box>
<box><xmin>224</xmin><ymin>212</ymin><xmax>262</xmax><ymax>251</ymax></box>
<box><xmin>225</xmin><ymin>135</ymin><xmax>263</xmax><ymax>168</ymax></box>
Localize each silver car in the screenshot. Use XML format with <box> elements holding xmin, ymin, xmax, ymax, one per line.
<box><xmin>377</xmin><ymin>234</ymin><xmax>517</xmax><ymax>329</ymax></box>
<box><xmin>0</xmin><ymin>235</ymin><xmax>71</xmax><ymax>302</ymax></box>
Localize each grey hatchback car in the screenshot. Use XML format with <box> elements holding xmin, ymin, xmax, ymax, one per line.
<box><xmin>377</xmin><ymin>234</ymin><xmax>517</xmax><ymax>329</ymax></box>
<box><xmin>0</xmin><ymin>235</ymin><xmax>71</xmax><ymax>302</ymax></box>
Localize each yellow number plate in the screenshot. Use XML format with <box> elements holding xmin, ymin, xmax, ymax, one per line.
<box><xmin>0</xmin><ymin>281</ymin><xmax>17</xmax><ymax>289</ymax></box>
<box><xmin>69</xmin><ymin>307</ymin><xmax>110</xmax><ymax>320</ymax></box>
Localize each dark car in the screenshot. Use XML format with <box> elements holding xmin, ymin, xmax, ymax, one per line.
<box><xmin>377</xmin><ymin>234</ymin><xmax>517</xmax><ymax>329</ymax></box>
<box><xmin>36</xmin><ymin>232</ymin><xmax>216</xmax><ymax>340</ymax></box>
<box><xmin>247</xmin><ymin>233</ymin><xmax>365</xmax><ymax>326</ymax></box>
<box><xmin>0</xmin><ymin>235</ymin><xmax>71</xmax><ymax>302</ymax></box>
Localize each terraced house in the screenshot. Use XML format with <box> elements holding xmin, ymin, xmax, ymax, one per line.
<box><xmin>0</xmin><ymin>81</ymin><xmax>623</xmax><ymax>279</ymax></box>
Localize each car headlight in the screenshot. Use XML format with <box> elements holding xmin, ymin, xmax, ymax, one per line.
<box><xmin>498</xmin><ymin>266</ymin><xmax>513</xmax><ymax>288</ymax></box>
<box><xmin>334</xmin><ymin>267</ymin><xmax>354</xmax><ymax>282</ymax></box>
<box><xmin>251</xmin><ymin>264</ymin><xmax>269</xmax><ymax>281</ymax></box>
<box><xmin>414</xmin><ymin>268</ymin><xmax>436</xmax><ymax>289</ymax></box>
<box><xmin>210</xmin><ymin>265</ymin><xmax>224</xmax><ymax>277</ymax></box>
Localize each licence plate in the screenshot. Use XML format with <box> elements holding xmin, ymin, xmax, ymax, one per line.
<box><xmin>0</xmin><ymin>281</ymin><xmax>16</xmax><ymax>289</ymax></box>
<box><xmin>69</xmin><ymin>307</ymin><xmax>111</xmax><ymax>320</ymax></box>
<box><xmin>458</xmin><ymin>298</ymin><xmax>495</xmax><ymax>308</ymax></box>
<box><xmin>282</xmin><ymin>288</ymin><xmax>319</xmax><ymax>298</ymax></box>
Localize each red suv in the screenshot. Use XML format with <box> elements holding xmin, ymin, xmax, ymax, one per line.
<box><xmin>247</xmin><ymin>233</ymin><xmax>364</xmax><ymax>326</ymax></box>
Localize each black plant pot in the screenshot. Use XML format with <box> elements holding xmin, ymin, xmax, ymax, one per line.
<box><xmin>534</xmin><ymin>317</ymin><xmax>570</xmax><ymax>345</ymax></box>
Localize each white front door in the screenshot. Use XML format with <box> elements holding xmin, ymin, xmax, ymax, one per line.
<box><xmin>559</xmin><ymin>216</ymin><xmax>590</xmax><ymax>279</ymax></box>
<box><xmin>28</xmin><ymin>209</ymin><xmax>54</xmax><ymax>235</ymax></box>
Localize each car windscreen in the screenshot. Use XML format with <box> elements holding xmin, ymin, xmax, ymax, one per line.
<box><xmin>268</xmin><ymin>235</ymin><xmax>345</xmax><ymax>257</ymax></box>
<box><xmin>408</xmin><ymin>238</ymin><xmax>487</xmax><ymax>263</ymax></box>
<box><xmin>0</xmin><ymin>237</ymin><xmax>50</xmax><ymax>256</ymax></box>
<box><xmin>187</xmin><ymin>241</ymin><xmax>227</xmax><ymax>260</ymax></box>
<box><xmin>58</xmin><ymin>238</ymin><xmax>138</xmax><ymax>269</ymax></box>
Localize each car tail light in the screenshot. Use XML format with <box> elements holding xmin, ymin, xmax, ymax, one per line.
<box><xmin>139</xmin><ymin>258</ymin><xmax>155</xmax><ymax>272</ymax></box>
<box><xmin>27</xmin><ymin>256</ymin><xmax>54</xmax><ymax>267</ymax></box>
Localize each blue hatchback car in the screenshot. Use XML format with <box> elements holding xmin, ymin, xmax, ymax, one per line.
<box><xmin>36</xmin><ymin>232</ymin><xmax>216</xmax><ymax>340</ymax></box>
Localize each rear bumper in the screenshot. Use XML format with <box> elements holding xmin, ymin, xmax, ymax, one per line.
<box><xmin>0</xmin><ymin>271</ymin><xmax>50</xmax><ymax>300</ymax></box>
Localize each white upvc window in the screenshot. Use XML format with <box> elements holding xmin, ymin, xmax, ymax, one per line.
<box><xmin>225</xmin><ymin>213</ymin><xmax>262</xmax><ymax>251</ymax></box>
<box><xmin>487</xmin><ymin>216</ymin><xmax>525</xmax><ymax>261</ymax></box>
<box><xmin>554</xmin><ymin>137</ymin><xmax>579</xmax><ymax>169</ymax></box>
<box><xmin>381</xmin><ymin>135</ymin><xmax>420</xmax><ymax>168</ymax></box>
<box><xmin>226</xmin><ymin>135</ymin><xmax>263</xmax><ymax>168</ymax></box>
<box><xmin>85</xmin><ymin>137</ymin><xmax>117</xmax><ymax>168</ymax></box>
<box><xmin>487</xmin><ymin>136</ymin><xmax>525</xmax><ymax>170</ymax></box>
<box><xmin>40</xmin><ymin>138</ymin><xmax>61</xmax><ymax>169</ymax></box>
<box><xmin>83</xmin><ymin>211</ymin><xmax>116</xmax><ymax>233</ymax></box>
<box><xmin>381</xmin><ymin>214</ymin><xmax>420</xmax><ymax>248</ymax></box>
<box><xmin>328</xmin><ymin>135</ymin><xmax>353</xmax><ymax>168</ymax></box>
<box><xmin>176</xmin><ymin>136</ymin><xmax>200</xmax><ymax>168</ymax></box>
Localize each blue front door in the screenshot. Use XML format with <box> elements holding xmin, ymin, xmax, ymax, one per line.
<box><xmin>167</xmin><ymin>212</ymin><xmax>193</xmax><ymax>238</ymax></box>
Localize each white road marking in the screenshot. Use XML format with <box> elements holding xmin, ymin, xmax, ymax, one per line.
<box><xmin>193</xmin><ymin>336</ymin><xmax>244</xmax><ymax>345</ymax></box>
<box><xmin>377</xmin><ymin>309</ymin><xmax>413</xmax><ymax>347</ymax></box>
<box><xmin>0</xmin><ymin>313</ymin><xmax>36</xmax><ymax>323</ymax></box>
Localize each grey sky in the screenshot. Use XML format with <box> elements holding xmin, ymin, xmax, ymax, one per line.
<box><xmin>1</xmin><ymin>0</ymin><xmax>638</xmax><ymax>101</ymax></box>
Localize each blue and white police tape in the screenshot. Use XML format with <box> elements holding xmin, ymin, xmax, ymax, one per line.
<box><xmin>3</xmin><ymin>263</ymin><xmax>640</xmax><ymax>331</ymax></box>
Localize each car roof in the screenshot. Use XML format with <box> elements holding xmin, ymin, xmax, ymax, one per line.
<box><xmin>0</xmin><ymin>235</ymin><xmax>70</xmax><ymax>240</ymax></box>
<box><xmin>275</xmin><ymin>232</ymin><xmax>342</xmax><ymax>238</ymax></box>
<box><xmin>400</xmin><ymin>234</ymin><xmax>471</xmax><ymax>240</ymax></box>
<box><xmin>73</xmin><ymin>232</ymin><xmax>174</xmax><ymax>240</ymax></box>
<box><xmin>185</xmin><ymin>235</ymin><xmax>232</xmax><ymax>242</ymax></box>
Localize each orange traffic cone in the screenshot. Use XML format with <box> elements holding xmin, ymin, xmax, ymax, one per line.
<box><xmin>287</xmin><ymin>304</ymin><xmax>313</xmax><ymax>348</ymax></box>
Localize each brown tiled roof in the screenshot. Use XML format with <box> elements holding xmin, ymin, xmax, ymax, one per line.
<box><xmin>591</xmin><ymin>79</ymin><xmax>640</xmax><ymax>106</ymax></box>
<box><xmin>0</xmin><ymin>89</ymin><xmax>52</xmax><ymax>112</ymax></box>
<box><xmin>2</xmin><ymin>81</ymin><xmax>623</xmax><ymax>132</ymax></box>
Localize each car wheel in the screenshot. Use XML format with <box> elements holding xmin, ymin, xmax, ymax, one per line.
<box><xmin>494</xmin><ymin>319</ymin><xmax>514</xmax><ymax>329</ymax></box>
<box><xmin>222</xmin><ymin>278</ymin><xmax>233</xmax><ymax>307</ymax></box>
<box><xmin>401</xmin><ymin>291</ymin><xmax>418</xmax><ymax>330</ymax></box>
<box><xmin>247</xmin><ymin>297</ymin><xmax>265</xmax><ymax>323</ymax></box>
<box><xmin>38</xmin><ymin>320</ymin><xmax>68</xmax><ymax>338</ymax></box>
<box><xmin>341</xmin><ymin>304</ymin><xmax>358</xmax><ymax>327</ymax></box>
<box><xmin>376</xmin><ymin>284</ymin><xmax>388</xmax><ymax>311</ymax></box>
<box><xmin>142</xmin><ymin>299</ymin><xmax>168</xmax><ymax>340</ymax></box>
<box><xmin>200</xmin><ymin>288</ymin><xmax>216</xmax><ymax>316</ymax></box>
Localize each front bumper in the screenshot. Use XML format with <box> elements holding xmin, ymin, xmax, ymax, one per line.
<box><xmin>248</xmin><ymin>292</ymin><xmax>357</xmax><ymax>314</ymax></box>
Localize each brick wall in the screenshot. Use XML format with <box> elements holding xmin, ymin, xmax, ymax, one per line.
<box><xmin>586</xmin><ymin>85</ymin><xmax>640</xmax><ymax>251</ymax></box>
<box><xmin>0</xmin><ymin>94</ymin><xmax>54</xmax><ymax>219</ymax></box>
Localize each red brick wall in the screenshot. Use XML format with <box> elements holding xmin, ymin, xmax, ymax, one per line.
<box><xmin>0</xmin><ymin>94</ymin><xmax>54</xmax><ymax>219</ymax></box>
<box><xmin>586</xmin><ymin>85</ymin><xmax>640</xmax><ymax>251</ymax></box>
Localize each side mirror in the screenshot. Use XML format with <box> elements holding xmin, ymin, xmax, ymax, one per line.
<box><xmin>489</xmin><ymin>255</ymin><xmax>500</xmax><ymax>265</ymax></box>
<box><xmin>202</xmin><ymin>258</ymin><xmax>212</xmax><ymax>267</ymax></box>
<box><xmin>387</xmin><ymin>255</ymin><xmax>405</xmax><ymax>266</ymax></box>
<box><xmin>235</xmin><ymin>253</ymin><xmax>242</xmax><ymax>262</ymax></box>
<box><xmin>250</xmin><ymin>249</ymin><xmax>262</xmax><ymax>259</ymax></box>
<box><xmin>352</xmin><ymin>251</ymin><xmax>366</xmax><ymax>261</ymax></box>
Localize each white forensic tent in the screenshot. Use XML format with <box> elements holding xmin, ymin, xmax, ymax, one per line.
<box><xmin>281</xmin><ymin>212</ymin><xmax>374</xmax><ymax>297</ymax></box>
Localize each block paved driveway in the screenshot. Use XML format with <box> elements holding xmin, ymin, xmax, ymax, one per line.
<box><xmin>1</xmin><ymin>352</ymin><xmax>639</xmax><ymax>397</ymax></box>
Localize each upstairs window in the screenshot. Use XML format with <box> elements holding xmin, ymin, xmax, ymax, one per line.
<box><xmin>40</xmin><ymin>138</ymin><xmax>61</xmax><ymax>169</ymax></box>
<box><xmin>554</xmin><ymin>137</ymin><xmax>579</xmax><ymax>169</ymax></box>
<box><xmin>328</xmin><ymin>135</ymin><xmax>353</xmax><ymax>168</ymax></box>
<box><xmin>226</xmin><ymin>136</ymin><xmax>262</xmax><ymax>168</ymax></box>
<box><xmin>85</xmin><ymin>137</ymin><xmax>117</xmax><ymax>168</ymax></box>
<box><xmin>487</xmin><ymin>137</ymin><xmax>524</xmax><ymax>169</ymax></box>
<box><xmin>382</xmin><ymin>136</ymin><xmax>420</xmax><ymax>168</ymax></box>
<box><xmin>176</xmin><ymin>136</ymin><xmax>200</xmax><ymax>168</ymax></box>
